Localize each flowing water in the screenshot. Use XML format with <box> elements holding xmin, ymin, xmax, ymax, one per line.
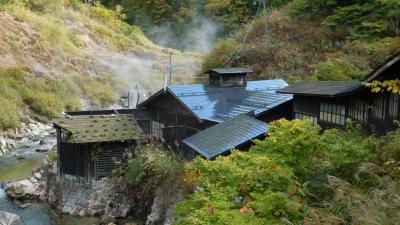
<box><xmin>0</xmin><ymin>137</ymin><xmax>98</xmax><ymax>225</ymax></box>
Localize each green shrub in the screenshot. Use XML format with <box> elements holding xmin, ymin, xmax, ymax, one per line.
<box><xmin>124</xmin><ymin>144</ymin><xmax>182</xmax><ymax>190</ymax></box>
<box><xmin>174</xmin><ymin>119</ymin><xmax>399</xmax><ymax>224</ymax></box>
<box><xmin>30</xmin><ymin>92</ymin><xmax>65</xmax><ymax>118</ymax></box>
<box><xmin>313</xmin><ymin>58</ymin><xmax>365</xmax><ymax>81</ymax></box>
<box><xmin>0</xmin><ymin>98</ymin><xmax>20</xmax><ymax>129</ymax></box>
<box><xmin>25</xmin><ymin>0</ymin><xmax>64</xmax><ymax>13</ymax></box>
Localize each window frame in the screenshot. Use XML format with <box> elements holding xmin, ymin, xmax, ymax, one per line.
<box><xmin>319</xmin><ymin>102</ymin><xmax>346</xmax><ymax>125</ymax></box>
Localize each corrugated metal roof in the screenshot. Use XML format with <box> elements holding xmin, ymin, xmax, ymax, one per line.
<box><xmin>183</xmin><ymin>114</ymin><xmax>267</xmax><ymax>159</ymax></box>
<box><xmin>53</xmin><ymin>114</ymin><xmax>145</xmax><ymax>143</ymax></box>
<box><xmin>208</xmin><ymin>68</ymin><xmax>253</xmax><ymax>74</ymax></box>
<box><xmin>277</xmin><ymin>81</ymin><xmax>361</xmax><ymax>97</ymax></box>
<box><xmin>167</xmin><ymin>80</ymin><xmax>292</xmax><ymax>122</ymax></box>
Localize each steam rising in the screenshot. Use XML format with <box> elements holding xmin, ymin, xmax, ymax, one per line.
<box><xmin>150</xmin><ymin>17</ymin><xmax>218</xmax><ymax>53</ymax></box>
<box><xmin>90</xmin><ymin>47</ymin><xmax>201</xmax><ymax>106</ymax></box>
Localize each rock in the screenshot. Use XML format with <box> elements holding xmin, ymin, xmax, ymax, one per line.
<box><xmin>44</xmin><ymin>125</ymin><xmax>53</xmax><ymax>131</ymax></box>
<box><xmin>107</xmin><ymin>223</ymin><xmax>116</xmax><ymax>225</ymax></box>
<box><xmin>0</xmin><ymin>137</ymin><xmax>6</xmax><ymax>148</ymax></box>
<box><xmin>15</xmin><ymin>153</ymin><xmax>25</xmax><ymax>160</ymax></box>
<box><xmin>33</xmin><ymin>172</ymin><xmax>41</xmax><ymax>180</ymax></box>
<box><xmin>0</xmin><ymin>211</ymin><xmax>21</xmax><ymax>225</ymax></box>
<box><xmin>100</xmin><ymin>215</ymin><xmax>116</xmax><ymax>224</ymax></box>
<box><xmin>39</xmin><ymin>139</ymin><xmax>47</xmax><ymax>145</ymax></box>
<box><xmin>5</xmin><ymin>179</ymin><xmax>40</xmax><ymax>200</ymax></box>
<box><xmin>6</xmin><ymin>140</ymin><xmax>16</xmax><ymax>149</ymax></box>
<box><xmin>19</xmin><ymin>202</ymin><xmax>32</xmax><ymax>208</ymax></box>
<box><xmin>36</xmin><ymin>143</ymin><xmax>54</xmax><ymax>152</ymax></box>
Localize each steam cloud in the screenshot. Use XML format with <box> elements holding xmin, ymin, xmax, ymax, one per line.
<box><xmin>150</xmin><ymin>17</ymin><xmax>218</xmax><ymax>53</ymax></box>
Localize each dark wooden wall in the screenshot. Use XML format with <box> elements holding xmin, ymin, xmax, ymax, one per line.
<box><xmin>256</xmin><ymin>101</ymin><xmax>293</xmax><ymax>123</ymax></box>
<box><xmin>144</xmin><ymin>92</ymin><xmax>207</xmax><ymax>149</ymax></box>
<box><xmin>57</xmin><ymin>130</ymin><xmax>135</xmax><ymax>182</ymax></box>
<box><xmin>291</xmin><ymin>91</ymin><xmax>399</xmax><ymax>135</ymax></box>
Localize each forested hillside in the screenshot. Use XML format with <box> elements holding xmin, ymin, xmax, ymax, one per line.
<box><xmin>100</xmin><ymin>0</ymin><xmax>399</xmax><ymax>81</ymax></box>
<box><xmin>203</xmin><ymin>0</ymin><xmax>400</xmax><ymax>81</ymax></box>
<box><xmin>0</xmin><ymin>0</ymin><xmax>200</xmax><ymax>129</ymax></box>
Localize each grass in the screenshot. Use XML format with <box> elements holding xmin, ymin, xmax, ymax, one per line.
<box><xmin>0</xmin><ymin>67</ymin><xmax>81</xmax><ymax>129</ymax></box>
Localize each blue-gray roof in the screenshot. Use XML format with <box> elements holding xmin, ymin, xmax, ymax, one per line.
<box><xmin>183</xmin><ymin>114</ymin><xmax>268</xmax><ymax>159</ymax></box>
<box><xmin>167</xmin><ymin>80</ymin><xmax>292</xmax><ymax>122</ymax></box>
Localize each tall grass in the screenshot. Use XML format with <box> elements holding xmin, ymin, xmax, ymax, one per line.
<box><xmin>0</xmin><ymin>67</ymin><xmax>81</xmax><ymax>129</ymax></box>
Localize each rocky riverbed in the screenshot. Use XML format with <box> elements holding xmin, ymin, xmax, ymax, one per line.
<box><xmin>0</xmin><ymin>121</ymin><xmax>101</xmax><ymax>225</ymax></box>
<box><xmin>0</xmin><ymin>120</ymin><xmax>181</xmax><ymax>225</ymax></box>
<box><xmin>0</xmin><ymin>120</ymin><xmax>55</xmax><ymax>157</ymax></box>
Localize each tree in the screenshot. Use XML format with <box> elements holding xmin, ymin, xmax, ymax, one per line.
<box><xmin>364</xmin><ymin>79</ymin><xmax>400</xmax><ymax>94</ymax></box>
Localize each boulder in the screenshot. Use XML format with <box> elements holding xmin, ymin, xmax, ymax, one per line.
<box><xmin>100</xmin><ymin>215</ymin><xmax>116</xmax><ymax>224</ymax></box>
<box><xmin>5</xmin><ymin>179</ymin><xmax>40</xmax><ymax>200</ymax></box>
<box><xmin>0</xmin><ymin>211</ymin><xmax>20</xmax><ymax>225</ymax></box>
<box><xmin>39</xmin><ymin>139</ymin><xmax>47</xmax><ymax>145</ymax></box>
<box><xmin>19</xmin><ymin>202</ymin><xmax>32</xmax><ymax>208</ymax></box>
<box><xmin>33</xmin><ymin>172</ymin><xmax>41</xmax><ymax>180</ymax></box>
<box><xmin>0</xmin><ymin>137</ymin><xmax>6</xmax><ymax>148</ymax></box>
<box><xmin>36</xmin><ymin>143</ymin><xmax>54</xmax><ymax>152</ymax></box>
<box><xmin>15</xmin><ymin>153</ymin><xmax>25</xmax><ymax>160</ymax></box>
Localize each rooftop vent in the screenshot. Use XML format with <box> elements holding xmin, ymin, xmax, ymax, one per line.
<box><xmin>207</xmin><ymin>68</ymin><xmax>253</xmax><ymax>87</ymax></box>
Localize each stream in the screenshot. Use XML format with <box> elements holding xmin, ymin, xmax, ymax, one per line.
<box><xmin>0</xmin><ymin>136</ymin><xmax>98</xmax><ymax>225</ymax></box>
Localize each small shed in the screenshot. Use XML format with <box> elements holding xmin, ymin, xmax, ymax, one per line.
<box><xmin>53</xmin><ymin>114</ymin><xmax>146</xmax><ymax>182</ymax></box>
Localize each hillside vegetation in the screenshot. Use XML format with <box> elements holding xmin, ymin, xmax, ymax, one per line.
<box><xmin>174</xmin><ymin>120</ymin><xmax>400</xmax><ymax>225</ymax></box>
<box><xmin>203</xmin><ymin>0</ymin><xmax>400</xmax><ymax>82</ymax></box>
<box><xmin>0</xmin><ymin>0</ymin><xmax>201</xmax><ymax>129</ymax></box>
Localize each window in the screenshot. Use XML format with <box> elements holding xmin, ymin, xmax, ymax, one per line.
<box><xmin>389</xmin><ymin>94</ymin><xmax>399</xmax><ymax>118</ymax></box>
<box><xmin>319</xmin><ymin>102</ymin><xmax>346</xmax><ymax>125</ymax></box>
<box><xmin>348</xmin><ymin>97</ymin><xmax>368</xmax><ymax>123</ymax></box>
<box><xmin>371</xmin><ymin>96</ymin><xmax>386</xmax><ymax>120</ymax></box>
<box><xmin>294</xmin><ymin>112</ymin><xmax>318</xmax><ymax>125</ymax></box>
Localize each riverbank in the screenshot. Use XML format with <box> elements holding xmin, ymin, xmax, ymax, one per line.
<box><xmin>0</xmin><ymin>121</ymin><xmax>102</xmax><ymax>225</ymax></box>
<box><xmin>0</xmin><ymin>120</ymin><xmax>54</xmax><ymax>157</ymax></box>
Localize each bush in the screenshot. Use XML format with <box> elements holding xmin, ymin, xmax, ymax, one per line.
<box><xmin>0</xmin><ymin>98</ymin><xmax>20</xmax><ymax>129</ymax></box>
<box><xmin>174</xmin><ymin>119</ymin><xmax>399</xmax><ymax>224</ymax></box>
<box><xmin>124</xmin><ymin>144</ymin><xmax>183</xmax><ymax>190</ymax></box>
<box><xmin>313</xmin><ymin>57</ymin><xmax>365</xmax><ymax>81</ymax></box>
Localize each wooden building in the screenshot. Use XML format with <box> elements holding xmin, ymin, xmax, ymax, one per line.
<box><xmin>138</xmin><ymin>68</ymin><xmax>293</xmax><ymax>157</ymax></box>
<box><xmin>53</xmin><ymin>110</ymin><xmax>147</xmax><ymax>182</ymax></box>
<box><xmin>278</xmin><ymin>52</ymin><xmax>400</xmax><ymax>135</ymax></box>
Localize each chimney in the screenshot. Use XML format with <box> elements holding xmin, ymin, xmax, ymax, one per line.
<box><xmin>207</xmin><ymin>68</ymin><xmax>252</xmax><ymax>87</ymax></box>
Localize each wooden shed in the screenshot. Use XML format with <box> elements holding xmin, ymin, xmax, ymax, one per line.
<box><xmin>53</xmin><ymin>113</ymin><xmax>147</xmax><ymax>182</ymax></box>
<box><xmin>278</xmin><ymin>51</ymin><xmax>400</xmax><ymax>135</ymax></box>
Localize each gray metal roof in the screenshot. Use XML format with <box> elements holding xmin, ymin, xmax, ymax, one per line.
<box><xmin>183</xmin><ymin>114</ymin><xmax>267</xmax><ymax>159</ymax></box>
<box><xmin>208</xmin><ymin>68</ymin><xmax>253</xmax><ymax>74</ymax></box>
<box><xmin>277</xmin><ymin>81</ymin><xmax>361</xmax><ymax>97</ymax></box>
<box><xmin>166</xmin><ymin>80</ymin><xmax>292</xmax><ymax>122</ymax></box>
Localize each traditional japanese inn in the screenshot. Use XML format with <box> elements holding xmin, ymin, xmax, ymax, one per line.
<box><xmin>53</xmin><ymin>52</ymin><xmax>400</xmax><ymax>182</ymax></box>
<box><xmin>278</xmin><ymin>51</ymin><xmax>400</xmax><ymax>134</ymax></box>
